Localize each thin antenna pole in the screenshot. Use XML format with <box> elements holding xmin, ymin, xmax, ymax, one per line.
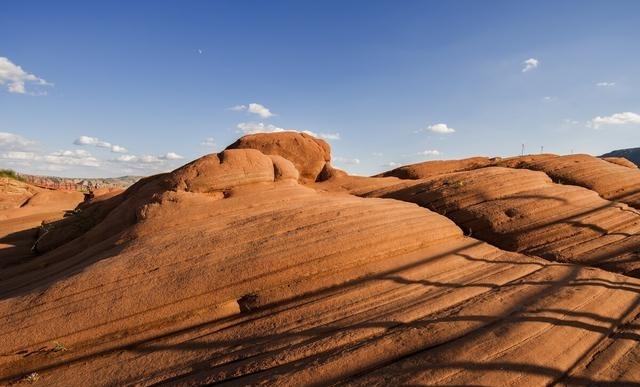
<box><xmin>521</xmin><ymin>144</ymin><xmax>525</xmax><ymax>156</ymax></box>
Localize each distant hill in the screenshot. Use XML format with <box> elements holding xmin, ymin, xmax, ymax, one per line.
<box><xmin>601</xmin><ymin>147</ymin><xmax>640</xmax><ymax>166</ymax></box>
<box><xmin>18</xmin><ymin>174</ymin><xmax>143</xmax><ymax>191</ymax></box>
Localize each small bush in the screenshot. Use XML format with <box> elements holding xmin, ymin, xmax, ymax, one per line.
<box><xmin>52</xmin><ymin>341</ymin><xmax>68</xmax><ymax>352</ymax></box>
<box><xmin>22</xmin><ymin>372</ymin><xmax>40</xmax><ymax>383</ymax></box>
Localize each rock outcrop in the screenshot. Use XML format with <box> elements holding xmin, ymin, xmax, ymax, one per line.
<box><xmin>495</xmin><ymin>154</ymin><xmax>640</xmax><ymax>208</ymax></box>
<box><xmin>376</xmin><ymin>156</ymin><xmax>496</xmax><ymax>179</ymax></box>
<box><xmin>3</xmin><ymin>134</ymin><xmax>640</xmax><ymax>386</ymax></box>
<box><xmin>226</xmin><ymin>132</ymin><xmax>332</xmax><ymax>182</ymax></box>
<box><xmin>359</xmin><ymin>166</ymin><xmax>640</xmax><ymax>276</ymax></box>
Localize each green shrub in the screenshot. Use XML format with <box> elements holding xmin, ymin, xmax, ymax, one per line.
<box><xmin>0</xmin><ymin>169</ymin><xmax>25</xmax><ymax>182</ymax></box>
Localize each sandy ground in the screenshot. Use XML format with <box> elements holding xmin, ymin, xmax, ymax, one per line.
<box><xmin>1</xmin><ymin>134</ymin><xmax>640</xmax><ymax>386</ymax></box>
<box><xmin>0</xmin><ymin>179</ymin><xmax>84</xmax><ymax>266</ymax></box>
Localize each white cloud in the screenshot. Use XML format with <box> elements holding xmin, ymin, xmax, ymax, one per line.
<box><xmin>229</xmin><ymin>102</ymin><xmax>275</xmax><ymax>118</ymax></box>
<box><xmin>333</xmin><ymin>156</ymin><xmax>360</xmax><ymax>165</ymax></box>
<box><xmin>522</xmin><ymin>58</ymin><xmax>539</xmax><ymax>73</ymax></box>
<box><xmin>237</xmin><ymin>122</ymin><xmax>284</xmax><ymax>134</ymax></box>
<box><xmin>73</xmin><ymin>135</ymin><xmax>99</xmax><ymax>145</ymax></box>
<box><xmin>52</xmin><ymin>149</ymin><xmax>91</xmax><ymax>157</ymax></box>
<box><xmin>201</xmin><ymin>137</ymin><xmax>216</xmax><ymax>147</ymax></box>
<box><xmin>160</xmin><ymin>152</ymin><xmax>184</xmax><ymax>160</ymax></box>
<box><xmin>0</xmin><ymin>57</ymin><xmax>51</xmax><ymax>95</ymax></box>
<box><xmin>426</xmin><ymin>123</ymin><xmax>456</xmax><ymax>134</ymax></box>
<box><xmin>247</xmin><ymin>103</ymin><xmax>274</xmax><ymax>118</ymax></box>
<box><xmin>73</xmin><ymin>135</ymin><xmax>127</xmax><ymax>153</ymax></box>
<box><xmin>596</xmin><ymin>81</ymin><xmax>615</xmax><ymax>87</ymax></box>
<box><xmin>0</xmin><ymin>132</ymin><xmax>182</xmax><ymax>176</ymax></box>
<box><xmin>112</xmin><ymin>151</ymin><xmax>184</xmax><ymax>166</ymax></box>
<box><xmin>319</xmin><ymin>132</ymin><xmax>341</xmax><ymax>140</ymax></box>
<box><xmin>114</xmin><ymin>154</ymin><xmax>138</xmax><ymax>162</ymax></box>
<box><xmin>588</xmin><ymin>112</ymin><xmax>640</xmax><ymax>129</ymax></box>
<box><xmin>0</xmin><ymin>132</ymin><xmax>35</xmax><ymax>150</ymax></box>
<box><xmin>237</xmin><ymin>122</ymin><xmax>289</xmax><ymax>134</ymax></box>
<box><xmin>236</xmin><ymin>122</ymin><xmax>321</xmax><ymax>137</ymax></box>
<box><xmin>44</xmin><ymin>149</ymin><xmax>100</xmax><ymax>167</ymax></box>
<box><xmin>0</xmin><ymin>151</ymin><xmax>37</xmax><ymax>160</ymax></box>
<box><xmin>385</xmin><ymin>161</ymin><xmax>400</xmax><ymax>167</ymax></box>
<box><xmin>419</xmin><ymin>149</ymin><xmax>441</xmax><ymax>156</ymax></box>
<box><xmin>139</xmin><ymin>155</ymin><xmax>161</xmax><ymax>163</ymax></box>
<box><xmin>542</xmin><ymin>96</ymin><xmax>556</xmax><ymax>102</ymax></box>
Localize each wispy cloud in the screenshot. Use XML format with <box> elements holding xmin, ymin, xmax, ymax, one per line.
<box><xmin>0</xmin><ymin>151</ymin><xmax>37</xmax><ymax>161</ymax></box>
<box><xmin>139</xmin><ymin>155</ymin><xmax>161</xmax><ymax>164</ymax></box>
<box><xmin>588</xmin><ymin>112</ymin><xmax>640</xmax><ymax>129</ymax></box>
<box><xmin>0</xmin><ymin>132</ymin><xmax>35</xmax><ymax>150</ymax></box>
<box><xmin>236</xmin><ymin>122</ymin><xmax>319</xmax><ymax>137</ymax></box>
<box><xmin>522</xmin><ymin>58</ymin><xmax>539</xmax><ymax>73</ymax></box>
<box><xmin>0</xmin><ymin>56</ymin><xmax>51</xmax><ymax>95</ymax></box>
<box><xmin>46</xmin><ymin>150</ymin><xmax>100</xmax><ymax>167</ymax></box>
<box><xmin>73</xmin><ymin>135</ymin><xmax>128</xmax><ymax>153</ymax></box>
<box><xmin>426</xmin><ymin>123</ymin><xmax>456</xmax><ymax>134</ymax></box>
<box><xmin>112</xmin><ymin>152</ymin><xmax>183</xmax><ymax>163</ymax></box>
<box><xmin>419</xmin><ymin>149</ymin><xmax>441</xmax><ymax>156</ymax></box>
<box><xmin>563</xmin><ymin>118</ymin><xmax>580</xmax><ymax>125</ymax></box>
<box><xmin>231</xmin><ymin>103</ymin><xmax>334</xmax><ymax>140</ymax></box>
<box><xmin>319</xmin><ymin>132</ymin><xmax>340</xmax><ymax>141</ymax></box>
<box><xmin>596</xmin><ymin>81</ymin><xmax>615</xmax><ymax>87</ymax></box>
<box><xmin>333</xmin><ymin>156</ymin><xmax>360</xmax><ymax>165</ymax></box>
<box><xmin>159</xmin><ymin>152</ymin><xmax>183</xmax><ymax>160</ymax></box>
<box><xmin>237</xmin><ymin>122</ymin><xmax>289</xmax><ymax>134</ymax></box>
<box><xmin>229</xmin><ymin>102</ymin><xmax>274</xmax><ymax>118</ymax></box>
<box><xmin>0</xmin><ymin>131</ymin><xmax>187</xmax><ymax>176</ymax></box>
<box><xmin>201</xmin><ymin>137</ymin><xmax>216</xmax><ymax>147</ymax></box>
<box><xmin>0</xmin><ymin>132</ymin><xmax>39</xmax><ymax>170</ymax></box>
<box><xmin>114</xmin><ymin>154</ymin><xmax>138</xmax><ymax>162</ymax></box>
<box><xmin>0</xmin><ymin>148</ymin><xmax>101</xmax><ymax>167</ymax></box>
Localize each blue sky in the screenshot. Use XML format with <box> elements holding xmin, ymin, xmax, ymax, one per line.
<box><xmin>1</xmin><ymin>1</ymin><xmax>639</xmax><ymax>177</ymax></box>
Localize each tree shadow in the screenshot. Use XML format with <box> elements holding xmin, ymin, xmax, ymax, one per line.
<box><xmin>3</xmin><ymin>245</ymin><xmax>638</xmax><ymax>386</ymax></box>
<box><xmin>372</xmin><ymin>177</ymin><xmax>640</xmax><ymax>279</ymax></box>
<box><xmin>3</xmin><ymin>169</ymin><xmax>640</xmax><ymax>386</ymax></box>
<box><xmin>0</xmin><ymin>227</ymin><xmax>39</xmax><ymax>268</ymax></box>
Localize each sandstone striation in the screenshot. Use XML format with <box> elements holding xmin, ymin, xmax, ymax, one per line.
<box><xmin>2</xmin><ymin>134</ymin><xmax>640</xmax><ymax>386</ymax></box>
<box><xmin>226</xmin><ymin>132</ymin><xmax>332</xmax><ymax>182</ymax></box>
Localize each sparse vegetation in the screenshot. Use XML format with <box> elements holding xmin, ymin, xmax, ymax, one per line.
<box><xmin>52</xmin><ymin>341</ymin><xmax>68</xmax><ymax>352</ymax></box>
<box><xmin>31</xmin><ymin>221</ymin><xmax>55</xmax><ymax>254</ymax></box>
<box><xmin>0</xmin><ymin>169</ymin><xmax>25</xmax><ymax>182</ymax></box>
<box><xmin>21</xmin><ymin>372</ymin><xmax>40</xmax><ymax>384</ymax></box>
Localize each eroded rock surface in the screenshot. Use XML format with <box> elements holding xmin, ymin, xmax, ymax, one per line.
<box><xmin>226</xmin><ymin>132</ymin><xmax>332</xmax><ymax>182</ymax></box>
<box><xmin>2</xmin><ymin>134</ymin><xmax>640</xmax><ymax>387</ymax></box>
